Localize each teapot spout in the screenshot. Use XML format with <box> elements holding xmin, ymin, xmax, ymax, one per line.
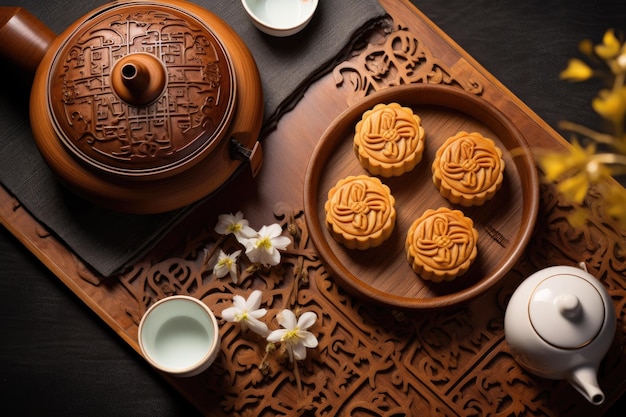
<box><xmin>568</xmin><ymin>366</ymin><xmax>605</xmax><ymax>405</ymax></box>
<box><xmin>0</xmin><ymin>7</ymin><xmax>56</xmax><ymax>77</ymax></box>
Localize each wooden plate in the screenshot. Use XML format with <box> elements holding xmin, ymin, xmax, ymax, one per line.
<box><xmin>303</xmin><ymin>84</ymin><xmax>539</xmax><ymax>310</ymax></box>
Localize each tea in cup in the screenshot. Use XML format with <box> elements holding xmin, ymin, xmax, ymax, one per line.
<box><xmin>138</xmin><ymin>295</ymin><xmax>220</xmax><ymax>377</ymax></box>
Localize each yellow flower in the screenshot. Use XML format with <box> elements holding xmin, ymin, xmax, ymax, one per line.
<box><xmin>594</xmin><ymin>29</ymin><xmax>621</xmax><ymax>60</ymax></box>
<box><xmin>567</xmin><ymin>207</ymin><xmax>589</xmax><ymax>229</ymax></box>
<box><xmin>552</xmin><ymin>29</ymin><xmax>626</xmax><ymax>231</ymax></box>
<box><xmin>604</xmin><ymin>185</ymin><xmax>626</xmax><ymax>228</ymax></box>
<box><xmin>557</xmin><ymin>171</ymin><xmax>590</xmax><ymax>203</ymax></box>
<box><xmin>539</xmin><ymin>141</ymin><xmax>612</xmax><ymax>204</ymax></box>
<box><xmin>538</xmin><ymin>140</ymin><xmax>594</xmax><ymax>181</ymax></box>
<box><xmin>592</xmin><ymin>87</ymin><xmax>626</xmax><ymax>125</ymax></box>
<box><xmin>539</xmin><ymin>153</ymin><xmax>572</xmax><ymax>182</ymax></box>
<box><xmin>559</xmin><ymin>58</ymin><xmax>593</xmax><ymax>81</ymax></box>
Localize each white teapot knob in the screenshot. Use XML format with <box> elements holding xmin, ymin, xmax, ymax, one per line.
<box><xmin>556</xmin><ymin>293</ymin><xmax>581</xmax><ymax>319</ymax></box>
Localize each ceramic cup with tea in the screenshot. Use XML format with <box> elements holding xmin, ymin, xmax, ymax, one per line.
<box><xmin>138</xmin><ymin>295</ymin><xmax>220</xmax><ymax>377</ymax></box>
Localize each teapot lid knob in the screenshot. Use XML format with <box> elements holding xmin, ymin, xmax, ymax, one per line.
<box><xmin>529</xmin><ymin>272</ymin><xmax>606</xmax><ymax>349</ymax></box>
<box><xmin>556</xmin><ymin>293</ymin><xmax>582</xmax><ymax>320</ymax></box>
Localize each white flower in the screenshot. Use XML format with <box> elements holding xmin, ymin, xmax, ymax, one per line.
<box><xmin>220</xmin><ymin>290</ymin><xmax>269</xmax><ymax>337</ymax></box>
<box><xmin>267</xmin><ymin>309</ymin><xmax>318</xmax><ymax>362</ymax></box>
<box><xmin>244</xmin><ymin>223</ymin><xmax>291</xmax><ymax>267</ymax></box>
<box><xmin>214</xmin><ymin>211</ymin><xmax>256</xmax><ymax>243</ymax></box>
<box><xmin>213</xmin><ymin>249</ymin><xmax>241</xmax><ymax>283</ymax></box>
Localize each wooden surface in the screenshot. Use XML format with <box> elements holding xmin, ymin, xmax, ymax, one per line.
<box><xmin>2</xmin><ymin>0</ymin><xmax>626</xmax><ymax>415</ymax></box>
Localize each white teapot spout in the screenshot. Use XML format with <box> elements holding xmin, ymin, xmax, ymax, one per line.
<box><xmin>568</xmin><ymin>365</ymin><xmax>605</xmax><ymax>405</ymax></box>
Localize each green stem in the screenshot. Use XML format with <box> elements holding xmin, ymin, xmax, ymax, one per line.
<box><xmin>611</xmin><ymin>66</ymin><xmax>625</xmax><ymax>139</ymax></box>
<box><xmin>558</xmin><ymin>121</ymin><xmax>618</xmax><ymax>146</ymax></box>
<box><xmin>293</xmin><ymin>359</ymin><xmax>303</xmax><ymax>396</ymax></box>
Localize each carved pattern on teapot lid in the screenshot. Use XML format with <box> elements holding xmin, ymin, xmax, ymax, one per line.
<box><xmin>46</xmin><ymin>2</ymin><xmax>236</xmax><ymax>178</ymax></box>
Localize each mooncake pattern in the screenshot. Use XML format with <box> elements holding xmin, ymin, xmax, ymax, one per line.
<box><xmin>354</xmin><ymin>103</ymin><xmax>425</xmax><ymax>177</ymax></box>
<box><xmin>325</xmin><ymin>175</ymin><xmax>396</xmax><ymax>249</ymax></box>
<box><xmin>432</xmin><ymin>131</ymin><xmax>504</xmax><ymax>206</ymax></box>
<box><xmin>406</xmin><ymin>207</ymin><xmax>478</xmax><ymax>282</ymax></box>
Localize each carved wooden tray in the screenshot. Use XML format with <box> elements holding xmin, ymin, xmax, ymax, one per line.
<box><xmin>304</xmin><ymin>84</ymin><xmax>539</xmax><ymax>309</ymax></box>
<box><xmin>3</xmin><ymin>1</ymin><xmax>626</xmax><ymax>416</ymax></box>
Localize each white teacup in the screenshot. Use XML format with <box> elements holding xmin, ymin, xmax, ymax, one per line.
<box><xmin>241</xmin><ymin>0</ymin><xmax>319</xmax><ymax>37</ymax></box>
<box><xmin>138</xmin><ymin>295</ymin><xmax>220</xmax><ymax>377</ymax></box>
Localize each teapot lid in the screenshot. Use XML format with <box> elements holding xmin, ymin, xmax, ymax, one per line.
<box><xmin>529</xmin><ymin>272</ymin><xmax>606</xmax><ymax>349</ymax></box>
<box><xmin>45</xmin><ymin>1</ymin><xmax>236</xmax><ymax>179</ymax></box>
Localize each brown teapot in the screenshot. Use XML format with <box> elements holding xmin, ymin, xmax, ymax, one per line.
<box><xmin>0</xmin><ymin>0</ymin><xmax>263</xmax><ymax>213</ymax></box>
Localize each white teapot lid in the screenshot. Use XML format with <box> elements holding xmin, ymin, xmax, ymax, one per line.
<box><xmin>529</xmin><ymin>272</ymin><xmax>606</xmax><ymax>348</ymax></box>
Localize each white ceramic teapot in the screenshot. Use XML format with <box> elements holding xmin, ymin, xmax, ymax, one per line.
<box><xmin>504</xmin><ymin>263</ymin><xmax>616</xmax><ymax>405</ymax></box>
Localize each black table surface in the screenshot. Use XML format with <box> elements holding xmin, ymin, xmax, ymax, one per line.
<box><xmin>2</xmin><ymin>0</ymin><xmax>625</xmax><ymax>415</ymax></box>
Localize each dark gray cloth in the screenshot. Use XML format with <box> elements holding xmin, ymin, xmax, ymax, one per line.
<box><xmin>0</xmin><ymin>0</ymin><xmax>387</xmax><ymax>277</ymax></box>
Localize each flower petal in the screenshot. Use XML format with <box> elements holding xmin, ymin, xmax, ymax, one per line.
<box><xmin>291</xmin><ymin>343</ymin><xmax>307</xmax><ymax>361</ymax></box>
<box><xmin>276</xmin><ymin>309</ymin><xmax>297</xmax><ymax>329</ymax></box>
<box><xmin>246</xmin><ymin>316</ymin><xmax>269</xmax><ymax>337</ymax></box>
<box><xmin>605</xmin><ymin>186</ymin><xmax>626</xmax><ymax>228</ymax></box>
<box><xmin>595</xmin><ymin>29</ymin><xmax>621</xmax><ymax>59</ymax></box>
<box><xmin>297</xmin><ymin>311</ymin><xmax>318</xmax><ymax>330</ymax></box>
<box><xmin>300</xmin><ymin>331</ymin><xmax>319</xmax><ymax>348</ymax></box>
<box><xmin>232</xmin><ymin>294</ymin><xmax>246</xmax><ymax>310</ymax></box>
<box><xmin>249</xmin><ymin>308</ymin><xmax>267</xmax><ymax>319</ymax></box>
<box><xmin>267</xmin><ymin>329</ymin><xmax>288</xmax><ymax>343</ymax></box>
<box><xmin>221</xmin><ymin>306</ymin><xmax>237</xmax><ymax>322</ymax></box>
<box><xmin>246</xmin><ymin>290</ymin><xmax>264</xmax><ymax>310</ymax></box>
<box><xmin>271</xmin><ymin>235</ymin><xmax>292</xmax><ymax>250</ymax></box>
<box><xmin>539</xmin><ymin>152</ymin><xmax>571</xmax><ymax>181</ymax></box>
<box><xmin>261</xmin><ymin>223</ymin><xmax>283</xmax><ymax>238</ymax></box>
<box><xmin>592</xmin><ymin>88</ymin><xmax>626</xmax><ymax>124</ymax></box>
<box><xmin>566</xmin><ymin>207</ymin><xmax>589</xmax><ymax>228</ymax></box>
<box><xmin>228</xmin><ymin>268</ymin><xmax>238</xmax><ymax>284</ymax></box>
<box><xmin>557</xmin><ymin>172</ymin><xmax>589</xmax><ymax>203</ymax></box>
<box><xmin>214</xmin><ymin>265</ymin><xmax>228</xmax><ymax>278</ymax></box>
<box><xmin>265</xmin><ymin>249</ymin><xmax>281</xmax><ymax>266</ymax></box>
<box><xmin>238</xmin><ymin>225</ymin><xmax>258</xmax><ymax>239</ymax></box>
<box><xmin>559</xmin><ymin>58</ymin><xmax>593</xmax><ymax>82</ymax></box>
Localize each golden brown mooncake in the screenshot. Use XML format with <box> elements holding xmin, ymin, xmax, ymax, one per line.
<box><xmin>325</xmin><ymin>175</ymin><xmax>396</xmax><ymax>250</ymax></box>
<box><xmin>432</xmin><ymin>131</ymin><xmax>505</xmax><ymax>206</ymax></box>
<box><xmin>405</xmin><ymin>207</ymin><xmax>478</xmax><ymax>282</ymax></box>
<box><xmin>354</xmin><ymin>102</ymin><xmax>425</xmax><ymax>177</ymax></box>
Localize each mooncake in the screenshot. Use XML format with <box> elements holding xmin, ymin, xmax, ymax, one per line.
<box><xmin>405</xmin><ymin>207</ymin><xmax>478</xmax><ymax>282</ymax></box>
<box><xmin>325</xmin><ymin>175</ymin><xmax>396</xmax><ymax>249</ymax></box>
<box><xmin>354</xmin><ymin>103</ymin><xmax>425</xmax><ymax>177</ymax></box>
<box><xmin>432</xmin><ymin>131</ymin><xmax>504</xmax><ymax>206</ymax></box>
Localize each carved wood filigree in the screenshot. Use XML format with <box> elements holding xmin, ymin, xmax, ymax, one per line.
<box><xmin>107</xmin><ymin>186</ymin><xmax>624</xmax><ymax>417</ymax></box>
<box><xmin>334</xmin><ymin>25</ymin><xmax>484</xmax><ymax>106</ymax></box>
<box><xmin>102</xmin><ymin>173</ymin><xmax>625</xmax><ymax>417</ymax></box>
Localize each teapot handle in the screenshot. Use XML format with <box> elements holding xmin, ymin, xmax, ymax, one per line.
<box><xmin>0</xmin><ymin>7</ymin><xmax>55</xmax><ymax>77</ymax></box>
